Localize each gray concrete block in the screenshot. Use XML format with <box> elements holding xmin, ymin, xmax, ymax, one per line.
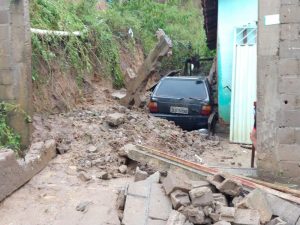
<box><xmin>170</xmin><ymin>190</ymin><xmax>191</xmax><ymax>210</ymax></box>
<box><xmin>277</xmin><ymin>110</ymin><xmax>300</xmax><ymax>127</ymax></box>
<box><xmin>0</xmin><ymin>24</ymin><xmax>9</xmax><ymax>41</ymax></box>
<box><xmin>213</xmin><ymin>193</ymin><xmax>228</xmax><ymax>206</ymax></box>
<box><xmin>279</xmin><ymin>161</ymin><xmax>300</xmax><ymax>177</ymax></box>
<box><xmin>296</xmin><ymin>128</ymin><xmax>300</xmax><ymax>144</ymax></box>
<box><xmin>162</xmin><ymin>171</ymin><xmax>191</xmax><ymax>195</ymax></box>
<box><xmin>189</xmin><ymin>186</ymin><xmax>213</xmax><ymax>207</ymax></box>
<box><xmin>281</xmin><ymin>24</ymin><xmax>299</xmax><ymax>41</ymax></box>
<box><xmin>279</xmin><ymin>58</ymin><xmax>299</xmax><ymax>75</ymax></box>
<box><xmin>258</xmin><ymin>25</ymin><xmax>280</xmax><ymax>56</ymax></box>
<box><xmin>266</xmin><ymin>193</ymin><xmax>300</xmax><ymax>225</ymax></box>
<box><xmin>281</xmin><ymin>6</ymin><xmax>300</xmax><ymax>23</ymax></box>
<box><xmin>236</xmin><ymin>189</ymin><xmax>272</xmax><ymax>224</ymax></box>
<box><xmin>0</xmin><ymin>10</ymin><xmax>9</xmax><ymax>24</ymax></box>
<box><xmin>259</xmin><ymin>0</ymin><xmax>281</xmax><ymax>16</ymax></box>
<box><xmin>219</xmin><ymin>207</ymin><xmax>236</xmax><ymax>222</ymax></box>
<box><xmin>281</xmin><ymin>0</ymin><xmax>300</xmax><ymax>4</ymax></box>
<box><xmin>276</xmin><ymin>144</ymin><xmax>300</xmax><ymax>161</ymax></box>
<box><xmin>279</xmin><ymin>77</ymin><xmax>300</xmax><ymax>94</ymax></box>
<box><xmin>233</xmin><ymin>208</ymin><xmax>260</xmax><ymax>225</ymax></box>
<box><xmin>280</xmin><ymin>40</ymin><xmax>300</xmax><ymax>59</ymax></box>
<box><xmin>207</xmin><ymin>173</ymin><xmax>242</xmax><ymax>196</ymax></box>
<box><xmin>0</xmin><ymin>84</ymin><xmax>15</xmax><ymax>100</ymax></box>
<box><xmin>277</xmin><ymin>127</ymin><xmax>296</xmax><ymax>144</ymax></box>
<box><xmin>0</xmin><ymin>70</ymin><xmax>13</xmax><ymax>85</ymax></box>
<box><xmin>280</xmin><ymin>94</ymin><xmax>297</xmax><ymax>110</ymax></box>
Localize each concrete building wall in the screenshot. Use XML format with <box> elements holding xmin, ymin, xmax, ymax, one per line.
<box><xmin>0</xmin><ymin>0</ymin><xmax>32</xmax><ymax>148</ymax></box>
<box><xmin>217</xmin><ymin>0</ymin><xmax>258</xmax><ymax>123</ymax></box>
<box><xmin>257</xmin><ymin>0</ymin><xmax>300</xmax><ymax>183</ymax></box>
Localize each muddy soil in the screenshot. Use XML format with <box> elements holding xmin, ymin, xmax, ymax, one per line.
<box><xmin>32</xmin><ymin>80</ymin><xmax>252</xmax><ymax>176</ymax></box>
<box><xmin>0</xmin><ymin>80</ymin><xmax>252</xmax><ymax>225</ymax></box>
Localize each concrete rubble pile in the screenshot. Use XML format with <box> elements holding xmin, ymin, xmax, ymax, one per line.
<box><xmin>32</xmin><ymin>104</ymin><xmax>220</xmax><ymax>180</ymax></box>
<box><xmin>118</xmin><ymin>169</ymin><xmax>300</xmax><ymax>225</ymax></box>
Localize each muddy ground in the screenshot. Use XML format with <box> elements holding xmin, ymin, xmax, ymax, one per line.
<box><xmin>0</xmin><ymin>81</ymin><xmax>252</xmax><ymax>225</ymax></box>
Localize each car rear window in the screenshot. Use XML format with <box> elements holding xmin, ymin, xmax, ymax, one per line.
<box><xmin>154</xmin><ymin>79</ymin><xmax>208</xmax><ymax>100</ymax></box>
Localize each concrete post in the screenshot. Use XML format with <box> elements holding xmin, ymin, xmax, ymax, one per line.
<box><xmin>0</xmin><ymin>0</ymin><xmax>32</xmax><ymax>149</ymax></box>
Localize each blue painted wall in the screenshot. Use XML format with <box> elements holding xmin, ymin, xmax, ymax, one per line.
<box><xmin>217</xmin><ymin>0</ymin><xmax>258</xmax><ymax>123</ymax></box>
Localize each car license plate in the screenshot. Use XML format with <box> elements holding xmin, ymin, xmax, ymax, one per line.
<box><xmin>170</xmin><ymin>106</ymin><xmax>188</xmax><ymax>114</ymax></box>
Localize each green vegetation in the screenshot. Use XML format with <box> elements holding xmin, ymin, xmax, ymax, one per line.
<box><xmin>0</xmin><ymin>103</ymin><xmax>22</xmax><ymax>155</ymax></box>
<box><xmin>30</xmin><ymin>0</ymin><xmax>214</xmax><ymax>87</ymax></box>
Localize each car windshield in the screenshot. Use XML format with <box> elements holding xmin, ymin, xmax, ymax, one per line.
<box><xmin>154</xmin><ymin>78</ymin><xmax>208</xmax><ymax>100</ymax></box>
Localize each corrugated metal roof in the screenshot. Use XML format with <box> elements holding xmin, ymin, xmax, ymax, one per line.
<box><xmin>201</xmin><ymin>0</ymin><xmax>218</xmax><ymax>50</ymax></box>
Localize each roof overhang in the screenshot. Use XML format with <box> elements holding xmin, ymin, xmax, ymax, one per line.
<box><xmin>201</xmin><ymin>0</ymin><xmax>218</xmax><ymax>50</ymax></box>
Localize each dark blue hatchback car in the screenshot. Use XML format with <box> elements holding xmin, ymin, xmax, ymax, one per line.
<box><xmin>148</xmin><ymin>76</ymin><xmax>215</xmax><ymax>131</ymax></box>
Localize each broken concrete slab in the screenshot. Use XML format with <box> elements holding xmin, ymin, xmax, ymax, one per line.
<box><xmin>266</xmin><ymin>217</ymin><xmax>287</xmax><ymax>225</ymax></box>
<box><xmin>179</xmin><ymin>205</ymin><xmax>205</xmax><ymax>224</ymax></box>
<box><xmin>213</xmin><ymin>221</ymin><xmax>231</xmax><ymax>225</ymax></box>
<box><xmin>233</xmin><ymin>208</ymin><xmax>260</xmax><ymax>225</ymax></box>
<box><xmin>219</xmin><ymin>207</ymin><xmax>236</xmax><ymax>222</ymax></box>
<box><xmin>122</xmin><ymin>195</ymin><xmax>146</xmax><ymax>225</ymax></box>
<box><xmin>123</xmin><ymin>173</ymin><xmax>169</xmax><ymax>225</ymax></box>
<box><xmin>265</xmin><ymin>193</ymin><xmax>300</xmax><ymax>225</ymax></box>
<box><xmin>207</xmin><ymin>173</ymin><xmax>242</xmax><ymax>196</ymax></box>
<box><xmin>232</xmin><ymin>196</ymin><xmax>244</xmax><ymax>207</ymax></box>
<box><xmin>148</xmin><ymin>219</ymin><xmax>167</xmax><ymax>225</ymax></box>
<box><xmin>170</xmin><ymin>190</ymin><xmax>191</xmax><ymax>210</ymax></box>
<box><xmin>213</xmin><ymin>193</ymin><xmax>228</xmax><ymax>206</ymax></box>
<box><xmin>237</xmin><ymin>189</ymin><xmax>272</xmax><ymax>224</ymax></box>
<box><xmin>166</xmin><ymin>210</ymin><xmax>187</xmax><ymax>225</ymax></box>
<box><xmin>134</xmin><ymin>166</ymin><xmax>148</xmax><ymax>182</ymax></box>
<box><xmin>149</xmin><ymin>183</ymin><xmax>172</xmax><ymax>221</ymax></box>
<box><xmin>163</xmin><ymin>171</ymin><xmax>191</xmax><ymax>195</ymax></box>
<box><xmin>106</xmin><ymin>113</ymin><xmax>125</xmax><ymax>127</ymax></box>
<box><xmin>189</xmin><ymin>186</ymin><xmax>213</xmax><ymax>207</ymax></box>
<box><xmin>0</xmin><ymin>140</ymin><xmax>57</xmax><ymax>202</ymax></box>
<box><xmin>189</xmin><ymin>180</ymin><xmax>210</xmax><ymax>189</ymax></box>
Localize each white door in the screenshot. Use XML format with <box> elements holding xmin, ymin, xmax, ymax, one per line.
<box><xmin>230</xmin><ymin>26</ymin><xmax>257</xmax><ymax>144</ymax></box>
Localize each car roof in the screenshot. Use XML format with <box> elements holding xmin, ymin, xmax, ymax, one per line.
<box><xmin>161</xmin><ymin>76</ymin><xmax>207</xmax><ymax>81</ymax></box>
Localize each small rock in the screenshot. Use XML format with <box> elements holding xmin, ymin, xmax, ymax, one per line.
<box><xmin>76</xmin><ymin>201</ymin><xmax>92</xmax><ymax>212</ymax></box>
<box><xmin>134</xmin><ymin>167</ymin><xmax>148</xmax><ymax>182</ymax></box>
<box><xmin>118</xmin><ymin>165</ymin><xmax>128</xmax><ymax>174</ymax></box>
<box><xmin>97</xmin><ymin>171</ymin><xmax>110</xmax><ymax>180</ymax></box>
<box><xmin>87</xmin><ymin>145</ymin><xmax>98</xmax><ymax>153</ymax></box>
<box><xmin>77</xmin><ymin>172</ymin><xmax>91</xmax><ymax>182</ymax></box>
<box><xmin>106</xmin><ymin>113</ymin><xmax>125</xmax><ymax>127</ymax></box>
